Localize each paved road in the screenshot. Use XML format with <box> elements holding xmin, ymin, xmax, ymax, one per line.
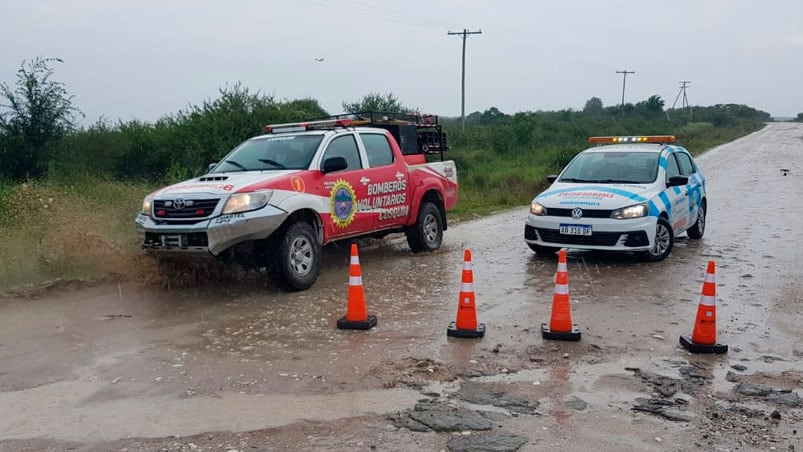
<box><xmin>1</xmin><ymin>123</ymin><xmax>801</xmax><ymax>451</ymax></box>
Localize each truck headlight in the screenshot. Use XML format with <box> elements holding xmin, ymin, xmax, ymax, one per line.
<box><xmin>141</xmin><ymin>196</ymin><xmax>153</xmax><ymax>216</ymax></box>
<box><xmin>222</xmin><ymin>191</ymin><xmax>271</xmax><ymax>214</ymax></box>
<box><xmin>611</xmin><ymin>202</ymin><xmax>649</xmax><ymax>219</ymax></box>
<box><xmin>530</xmin><ymin>201</ymin><xmax>548</xmax><ymax>216</ymax></box>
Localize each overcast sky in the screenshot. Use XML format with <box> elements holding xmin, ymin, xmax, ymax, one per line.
<box><xmin>2</xmin><ymin>0</ymin><xmax>801</xmax><ymax>125</ymax></box>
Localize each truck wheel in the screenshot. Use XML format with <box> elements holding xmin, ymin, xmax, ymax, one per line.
<box><xmin>640</xmin><ymin>217</ymin><xmax>674</xmax><ymax>262</ymax></box>
<box><xmin>405</xmin><ymin>201</ymin><xmax>443</xmax><ymax>252</ymax></box>
<box><xmin>270</xmin><ymin>221</ymin><xmax>321</xmax><ymax>291</ymax></box>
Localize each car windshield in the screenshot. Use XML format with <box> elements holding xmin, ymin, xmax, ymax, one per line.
<box><xmin>211</xmin><ymin>134</ymin><xmax>324</xmax><ymax>173</ymax></box>
<box><xmin>559</xmin><ymin>151</ymin><xmax>659</xmax><ymax>184</ymax></box>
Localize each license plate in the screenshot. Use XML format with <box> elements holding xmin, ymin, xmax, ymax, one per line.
<box><xmin>559</xmin><ymin>224</ymin><xmax>592</xmax><ymax>236</ymax></box>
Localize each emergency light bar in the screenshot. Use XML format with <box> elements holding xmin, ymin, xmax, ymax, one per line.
<box><xmin>264</xmin><ymin>118</ymin><xmax>353</xmax><ymax>133</ymax></box>
<box><xmin>589</xmin><ymin>135</ymin><xmax>675</xmax><ymax>144</ymax></box>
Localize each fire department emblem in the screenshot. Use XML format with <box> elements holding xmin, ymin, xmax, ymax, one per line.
<box><xmin>330</xmin><ymin>179</ymin><xmax>356</xmax><ymax>228</ymax></box>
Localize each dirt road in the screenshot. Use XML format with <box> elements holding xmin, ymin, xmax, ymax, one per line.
<box><xmin>1</xmin><ymin>123</ymin><xmax>801</xmax><ymax>451</ymax></box>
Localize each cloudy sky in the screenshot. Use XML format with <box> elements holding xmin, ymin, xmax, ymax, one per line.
<box><xmin>2</xmin><ymin>0</ymin><xmax>801</xmax><ymax>124</ymax></box>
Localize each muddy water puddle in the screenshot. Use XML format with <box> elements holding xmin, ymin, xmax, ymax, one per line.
<box><xmin>0</xmin><ymin>380</ymin><xmax>423</xmax><ymax>442</ymax></box>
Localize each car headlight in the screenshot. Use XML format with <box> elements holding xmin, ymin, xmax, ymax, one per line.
<box><xmin>530</xmin><ymin>201</ymin><xmax>548</xmax><ymax>216</ymax></box>
<box><xmin>141</xmin><ymin>196</ymin><xmax>153</xmax><ymax>216</ymax></box>
<box><xmin>222</xmin><ymin>191</ymin><xmax>272</xmax><ymax>214</ymax></box>
<box><xmin>611</xmin><ymin>202</ymin><xmax>649</xmax><ymax>220</ymax></box>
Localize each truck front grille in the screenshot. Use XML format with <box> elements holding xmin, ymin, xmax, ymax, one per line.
<box><xmin>153</xmin><ymin>198</ymin><xmax>219</xmax><ymax>219</ymax></box>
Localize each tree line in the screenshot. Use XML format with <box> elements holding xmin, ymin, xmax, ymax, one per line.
<box><xmin>0</xmin><ymin>57</ymin><xmax>772</xmax><ymax>183</ymax></box>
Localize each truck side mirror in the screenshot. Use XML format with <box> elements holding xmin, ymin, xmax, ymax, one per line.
<box><xmin>322</xmin><ymin>157</ymin><xmax>348</xmax><ymax>173</ymax></box>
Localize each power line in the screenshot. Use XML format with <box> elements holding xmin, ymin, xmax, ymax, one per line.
<box><xmin>448</xmin><ymin>29</ymin><xmax>482</xmax><ymax>131</ymax></box>
<box><xmin>615</xmin><ymin>70</ymin><xmax>635</xmax><ymax>111</ymax></box>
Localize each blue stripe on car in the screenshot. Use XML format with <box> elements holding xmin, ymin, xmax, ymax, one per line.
<box><xmin>648</xmin><ymin>200</ymin><xmax>660</xmax><ymax>216</ymax></box>
<box><xmin>658</xmin><ymin>192</ymin><xmax>672</xmax><ymax>218</ymax></box>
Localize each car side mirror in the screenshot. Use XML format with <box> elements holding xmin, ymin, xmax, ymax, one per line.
<box><xmin>322</xmin><ymin>156</ymin><xmax>348</xmax><ymax>173</ymax></box>
<box><xmin>208</xmin><ymin>162</ymin><xmax>218</xmax><ymax>171</ymax></box>
<box><xmin>667</xmin><ymin>175</ymin><xmax>689</xmax><ymax>187</ymax></box>
<box><xmin>546</xmin><ymin>175</ymin><xmax>558</xmax><ymax>184</ymax></box>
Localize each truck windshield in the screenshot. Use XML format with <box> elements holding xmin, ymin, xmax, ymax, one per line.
<box><xmin>212</xmin><ymin>134</ymin><xmax>325</xmax><ymax>173</ymax></box>
<box><xmin>559</xmin><ymin>151</ymin><xmax>659</xmax><ymax>184</ymax></box>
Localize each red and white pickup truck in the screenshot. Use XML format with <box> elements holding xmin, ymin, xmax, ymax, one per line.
<box><xmin>135</xmin><ymin>113</ymin><xmax>458</xmax><ymax>290</ymax></box>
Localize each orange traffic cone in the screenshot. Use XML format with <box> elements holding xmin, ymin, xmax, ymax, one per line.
<box><xmin>680</xmin><ymin>261</ymin><xmax>727</xmax><ymax>353</ymax></box>
<box><xmin>447</xmin><ymin>249</ymin><xmax>485</xmax><ymax>338</ymax></box>
<box><xmin>541</xmin><ymin>249</ymin><xmax>581</xmax><ymax>341</ymax></box>
<box><xmin>337</xmin><ymin>243</ymin><xmax>377</xmax><ymax>330</ymax></box>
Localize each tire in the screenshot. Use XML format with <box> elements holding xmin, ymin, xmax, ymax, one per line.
<box><xmin>270</xmin><ymin>221</ymin><xmax>321</xmax><ymax>291</ymax></box>
<box><xmin>405</xmin><ymin>201</ymin><xmax>444</xmax><ymax>252</ymax></box>
<box><xmin>640</xmin><ymin>217</ymin><xmax>674</xmax><ymax>262</ymax></box>
<box><xmin>528</xmin><ymin>243</ymin><xmax>559</xmax><ymax>256</ymax></box>
<box><xmin>686</xmin><ymin>201</ymin><xmax>706</xmax><ymax>239</ymax></box>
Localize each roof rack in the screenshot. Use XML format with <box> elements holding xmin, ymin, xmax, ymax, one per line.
<box><xmin>342</xmin><ymin>111</ymin><xmax>441</xmax><ymax>127</ymax></box>
<box><xmin>301</xmin><ymin>111</ymin><xmax>449</xmax><ymax>159</ymax></box>
<box><xmin>263</xmin><ymin>118</ymin><xmax>354</xmax><ymax>134</ymax></box>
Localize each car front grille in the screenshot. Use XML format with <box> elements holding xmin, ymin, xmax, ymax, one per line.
<box><xmin>153</xmin><ymin>198</ymin><xmax>219</xmax><ymax>219</ymax></box>
<box><xmin>547</xmin><ymin>208</ymin><xmax>614</xmax><ymax>218</ymax></box>
<box><xmin>536</xmin><ymin>228</ymin><xmax>622</xmax><ymax>246</ymax></box>
<box><xmin>527</xmin><ymin>225</ymin><xmax>650</xmax><ymax>248</ymax></box>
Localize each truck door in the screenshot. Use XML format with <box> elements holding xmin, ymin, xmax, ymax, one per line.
<box><xmin>359</xmin><ymin>131</ymin><xmax>411</xmax><ymax>230</ymax></box>
<box><xmin>320</xmin><ymin>133</ymin><xmax>375</xmax><ymax>238</ymax></box>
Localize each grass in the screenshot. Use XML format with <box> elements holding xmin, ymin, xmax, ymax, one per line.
<box><xmin>0</xmin><ymin>177</ymin><xmax>153</xmax><ymax>292</ymax></box>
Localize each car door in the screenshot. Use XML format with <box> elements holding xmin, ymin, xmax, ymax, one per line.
<box><xmin>319</xmin><ymin>133</ymin><xmax>375</xmax><ymax>238</ymax></box>
<box><xmin>662</xmin><ymin>151</ymin><xmax>690</xmax><ymax>233</ymax></box>
<box><xmin>676</xmin><ymin>151</ymin><xmax>702</xmax><ymax>231</ymax></box>
<box><xmin>358</xmin><ymin>131</ymin><xmax>411</xmax><ymax>230</ymax></box>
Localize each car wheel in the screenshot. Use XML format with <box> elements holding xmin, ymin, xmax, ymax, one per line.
<box><xmin>528</xmin><ymin>243</ymin><xmax>560</xmax><ymax>256</ymax></box>
<box><xmin>405</xmin><ymin>201</ymin><xmax>443</xmax><ymax>252</ymax></box>
<box><xmin>686</xmin><ymin>201</ymin><xmax>706</xmax><ymax>239</ymax></box>
<box><xmin>641</xmin><ymin>217</ymin><xmax>674</xmax><ymax>262</ymax></box>
<box><xmin>270</xmin><ymin>221</ymin><xmax>321</xmax><ymax>291</ymax></box>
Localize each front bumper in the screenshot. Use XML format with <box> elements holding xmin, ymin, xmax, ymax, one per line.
<box><xmin>524</xmin><ymin>214</ymin><xmax>657</xmax><ymax>251</ymax></box>
<box><xmin>135</xmin><ymin>205</ymin><xmax>288</xmax><ymax>256</ymax></box>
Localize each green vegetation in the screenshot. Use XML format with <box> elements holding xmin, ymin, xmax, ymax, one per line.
<box><xmin>0</xmin><ymin>57</ymin><xmax>83</xmax><ymax>180</ymax></box>
<box><xmin>0</xmin><ymin>57</ymin><xmax>770</xmax><ymax>291</ymax></box>
<box><xmin>343</xmin><ymin>92</ymin><xmax>408</xmax><ymax>114</ymax></box>
<box><xmin>442</xmin><ymin>103</ymin><xmax>766</xmax><ymax>216</ymax></box>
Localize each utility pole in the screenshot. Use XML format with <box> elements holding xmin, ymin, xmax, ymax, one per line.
<box><xmin>672</xmin><ymin>80</ymin><xmax>692</xmax><ymax>119</ymax></box>
<box><xmin>616</xmin><ymin>70</ymin><xmax>635</xmax><ymax>112</ymax></box>
<box><xmin>448</xmin><ymin>28</ymin><xmax>482</xmax><ymax>131</ymax></box>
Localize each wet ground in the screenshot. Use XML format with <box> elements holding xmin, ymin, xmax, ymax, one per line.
<box><xmin>1</xmin><ymin>123</ymin><xmax>802</xmax><ymax>451</ymax></box>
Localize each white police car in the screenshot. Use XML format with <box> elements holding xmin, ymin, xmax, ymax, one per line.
<box><xmin>524</xmin><ymin>135</ymin><xmax>706</xmax><ymax>261</ymax></box>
